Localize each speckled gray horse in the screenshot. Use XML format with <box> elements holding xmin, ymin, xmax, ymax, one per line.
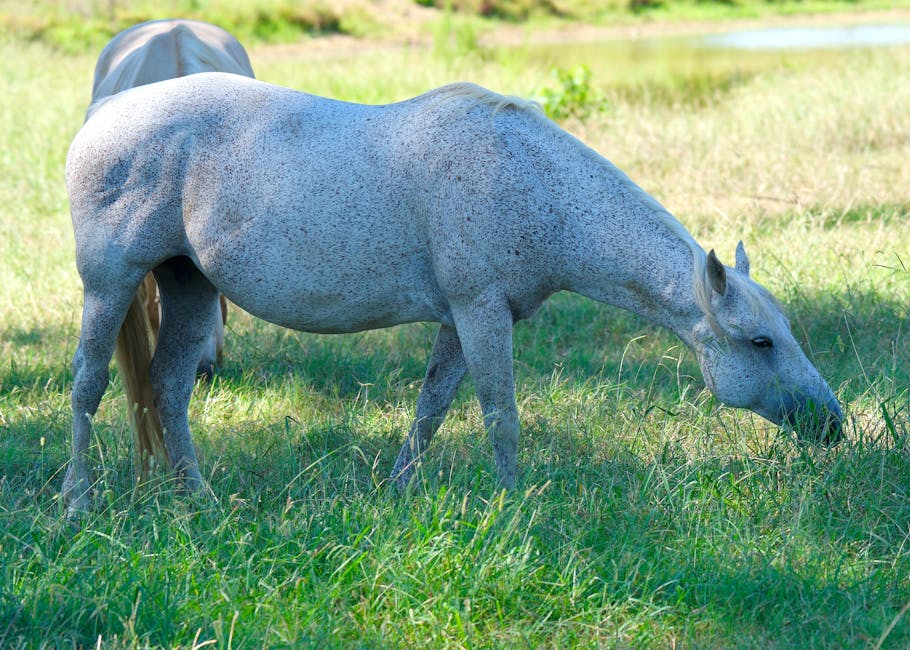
<box><xmin>88</xmin><ymin>19</ymin><xmax>255</xmax><ymax>380</ymax></box>
<box><xmin>63</xmin><ymin>73</ymin><xmax>842</xmax><ymax>513</ymax></box>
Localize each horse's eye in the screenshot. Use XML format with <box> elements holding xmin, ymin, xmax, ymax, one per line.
<box><xmin>751</xmin><ymin>337</ymin><xmax>773</xmax><ymax>349</ymax></box>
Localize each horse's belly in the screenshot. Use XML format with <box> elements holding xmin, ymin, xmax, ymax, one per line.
<box><xmin>198</xmin><ymin>248</ymin><xmax>452</xmax><ymax>333</ymax></box>
<box><xmin>235</xmin><ymin>286</ymin><xmax>451</xmax><ymax>334</ymax></box>
<box><xmin>182</xmin><ymin>153</ymin><xmax>451</xmax><ymax>332</ymax></box>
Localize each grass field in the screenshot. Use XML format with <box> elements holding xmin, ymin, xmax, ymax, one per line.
<box><xmin>1</xmin><ymin>9</ymin><xmax>909</xmax><ymax>648</ymax></box>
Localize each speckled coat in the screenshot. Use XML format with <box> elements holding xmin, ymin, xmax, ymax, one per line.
<box><xmin>87</xmin><ymin>19</ymin><xmax>256</xmax><ymax>379</ymax></box>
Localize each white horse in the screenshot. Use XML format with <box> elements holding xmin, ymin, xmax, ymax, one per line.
<box><xmin>88</xmin><ymin>19</ymin><xmax>255</xmax><ymax>386</ymax></box>
<box><xmin>63</xmin><ymin>73</ymin><xmax>842</xmax><ymax>513</ymax></box>
<box><xmin>89</xmin><ymin>18</ymin><xmax>255</xmax><ymax>119</ymax></box>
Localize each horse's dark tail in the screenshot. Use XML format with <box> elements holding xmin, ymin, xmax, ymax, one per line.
<box><xmin>114</xmin><ymin>275</ymin><xmax>169</xmax><ymax>482</ymax></box>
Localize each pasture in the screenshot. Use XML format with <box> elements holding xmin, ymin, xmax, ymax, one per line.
<box><xmin>1</xmin><ymin>10</ymin><xmax>910</xmax><ymax>648</ymax></box>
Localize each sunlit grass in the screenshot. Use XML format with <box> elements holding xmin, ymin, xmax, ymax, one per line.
<box><xmin>0</xmin><ymin>27</ymin><xmax>909</xmax><ymax>649</ymax></box>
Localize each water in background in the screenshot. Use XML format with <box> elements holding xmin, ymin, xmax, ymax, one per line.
<box><xmin>704</xmin><ymin>24</ymin><xmax>910</xmax><ymax>50</ymax></box>
<box><xmin>503</xmin><ymin>22</ymin><xmax>910</xmax><ymax>95</ymax></box>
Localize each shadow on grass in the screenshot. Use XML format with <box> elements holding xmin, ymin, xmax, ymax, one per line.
<box><xmin>3</xmin><ymin>417</ymin><xmax>909</xmax><ymax>647</ymax></box>
<box><xmin>0</xmin><ymin>284</ymin><xmax>907</xmax><ymax>647</ymax></box>
<box><xmin>2</xmin><ymin>279</ymin><xmax>907</xmax><ymax>425</ymax></box>
<box><xmin>1</xmin><ymin>280</ymin><xmax>906</xmax><ymax>499</ymax></box>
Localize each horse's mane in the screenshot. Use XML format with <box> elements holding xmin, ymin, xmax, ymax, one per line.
<box><xmin>423</xmin><ymin>82</ymin><xmax>543</xmax><ymax>119</ymax></box>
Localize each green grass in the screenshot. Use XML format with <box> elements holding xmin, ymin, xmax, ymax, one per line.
<box><xmin>3</xmin><ymin>0</ymin><xmax>910</xmax><ymax>53</ymax></box>
<box><xmin>0</xmin><ymin>1</ymin><xmax>359</xmax><ymax>53</ymax></box>
<box><xmin>1</xmin><ymin>20</ymin><xmax>910</xmax><ymax>650</ymax></box>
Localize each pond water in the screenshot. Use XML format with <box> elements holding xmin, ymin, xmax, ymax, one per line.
<box><xmin>703</xmin><ymin>24</ymin><xmax>910</xmax><ymax>50</ymax></box>
<box><xmin>506</xmin><ymin>22</ymin><xmax>910</xmax><ymax>93</ymax></box>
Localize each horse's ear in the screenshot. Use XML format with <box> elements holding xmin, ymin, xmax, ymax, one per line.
<box><xmin>735</xmin><ymin>240</ymin><xmax>750</xmax><ymax>276</ymax></box>
<box><xmin>707</xmin><ymin>249</ymin><xmax>727</xmax><ymax>296</ymax></box>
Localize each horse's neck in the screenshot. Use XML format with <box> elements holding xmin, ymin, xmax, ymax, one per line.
<box><xmin>554</xmin><ymin>155</ymin><xmax>704</xmax><ymax>344</ymax></box>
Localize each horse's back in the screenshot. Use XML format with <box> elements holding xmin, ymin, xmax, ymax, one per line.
<box><xmin>90</xmin><ymin>19</ymin><xmax>254</xmax><ymax>106</ymax></box>
<box><xmin>69</xmin><ymin>74</ymin><xmax>573</xmax><ymax>331</ymax></box>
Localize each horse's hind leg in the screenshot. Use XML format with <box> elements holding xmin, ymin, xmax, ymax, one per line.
<box><xmin>64</xmin><ymin>284</ymin><xmax>142</xmax><ymax>515</ymax></box>
<box><xmin>144</xmin><ymin>272</ymin><xmax>223</xmax><ymax>380</ymax></box>
<box><xmin>392</xmin><ymin>325</ymin><xmax>467</xmax><ymax>489</ymax></box>
<box><xmin>149</xmin><ymin>258</ymin><xmax>221</xmax><ymax>493</ymax></box>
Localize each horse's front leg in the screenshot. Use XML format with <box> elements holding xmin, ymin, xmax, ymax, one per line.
<box><xmin>392</xmin><ymin>325</ymin><xmax>467</xmax><ymax>489</ymax></box>
<box><xmin>452</xmin><ymin>292</ymin><xmax>520</xmax><ymax>489</ymax></box>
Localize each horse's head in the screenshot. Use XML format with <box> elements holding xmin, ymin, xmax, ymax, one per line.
<box><xmin>690</xmin><ymin>242</ymin><xmax>842</xmax><ymax>443</ymax></box>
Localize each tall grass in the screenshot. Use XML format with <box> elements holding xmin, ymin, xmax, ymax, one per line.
<box><xmin>1</xmin><ymin>24</ymin><xmax>909</xmax><ymax>649</ymax></box>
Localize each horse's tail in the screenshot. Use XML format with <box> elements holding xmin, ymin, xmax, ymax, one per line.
<box><xmin>114</xmin><ymin>276</ymin><xmax>169</xmax><ymax>482</ymax></box>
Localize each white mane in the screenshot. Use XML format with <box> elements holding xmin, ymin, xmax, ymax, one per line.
<box><xmin>422</xmin><ymin>82</ymin><xmax>543</xmax><ymax>120</ymax></box>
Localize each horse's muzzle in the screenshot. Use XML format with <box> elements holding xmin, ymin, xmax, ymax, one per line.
<box><xmin>782</xmin><ymin>397</ymin><xmax>844</xmax><ymax>446</ymax></box>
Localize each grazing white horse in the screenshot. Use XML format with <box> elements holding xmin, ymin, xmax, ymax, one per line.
<box><xmin>63</xmin><ymin>73</ymin><xmax>842</xmax><ymax>513</ymax></box>
<box><xmin>88</xmin><ymin>19</ymin><xmax>254</xmax><ymax>380</ymax></box>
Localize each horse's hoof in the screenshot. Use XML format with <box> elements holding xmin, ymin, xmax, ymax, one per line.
<box><xmin>191</xmin><ymin>478</ymin><xmax>218</xmax><ymax>502</ymax></box>
<box><xmin>65</xmin><ymin>504</ymin><xmax>87</xmax><ymax>523</ymax></box>
<box><xmin>63</xmin><ymin>488</ymin><xmax>91</xmax><ymax>521</ymax></box>
<box><xmin>62</xmin><ymin>465</ymin><xmax>92</xmax><ymax>519</ymax></box>
<box><xmin>398</xmin><ymin>476</ymin><xmax>413</xmax><ymax>494</ymax></box>
<box><xmin>390</xmin><ymin>457</ymin><xmax>415</xmax><ymax>493</ymax></box>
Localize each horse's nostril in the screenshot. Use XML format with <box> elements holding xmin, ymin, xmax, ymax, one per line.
<box><xmin>822</xmin><ymin>408</ymin><xmax>844</xmax><ymax>446</ymax></box>
<box><xmin>784</xmin><ymin>399</ymin><xmax>843</xmax><ymax>446</ymax></box>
